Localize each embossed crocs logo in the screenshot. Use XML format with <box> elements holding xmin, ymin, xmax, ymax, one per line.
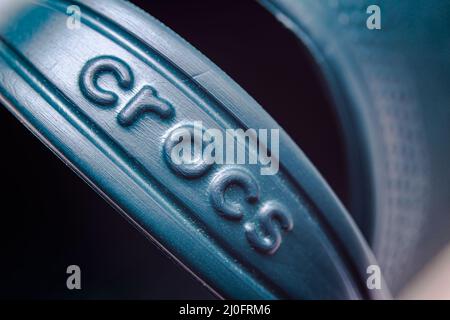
<box><xmin>79</xmin><ymin>55</ymin><xmax>291</xmax><ymax>254</ymax></box>
<box><xmin>79</xmin><ymin>55</ymin><xmax>279</xmax><ymax>176</ymax></box>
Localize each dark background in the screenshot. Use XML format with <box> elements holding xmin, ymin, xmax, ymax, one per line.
<box><xmin>0</xmin><ymin>0</ymin><xmax>347</xmax><ymax>299</ymax></box>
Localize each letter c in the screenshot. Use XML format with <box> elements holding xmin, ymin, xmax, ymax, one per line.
<box><xmin>79</xmin><ymin>55</ymin><xmax>134</xmax><ymax>106</ymax></box>
<box><xmin>209</xmin><ymin>168</ymin><xmax>259</xmax><ymax>220</ymax></box>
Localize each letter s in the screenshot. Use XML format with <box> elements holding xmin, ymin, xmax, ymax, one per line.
<box><xmin>245</xmin><ymin>201</ymin><xmax>293</xmax><ymax>254</ymax></box>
